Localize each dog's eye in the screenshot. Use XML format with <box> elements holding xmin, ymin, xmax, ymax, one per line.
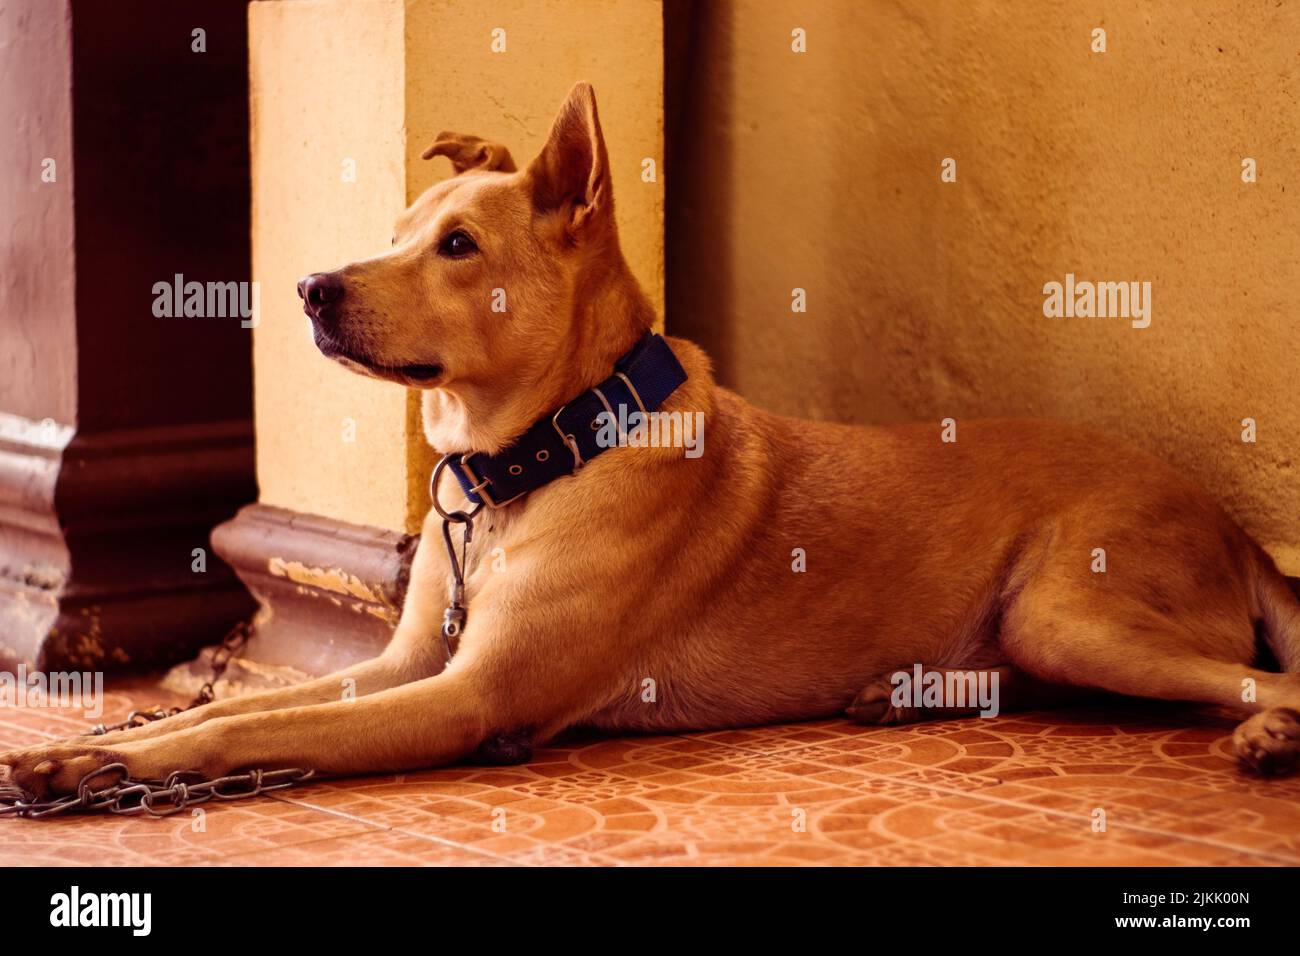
<box><xmin>439</xmin><ymin>230</ymin><xmax>478</xmax><ymax>258</ymax></box>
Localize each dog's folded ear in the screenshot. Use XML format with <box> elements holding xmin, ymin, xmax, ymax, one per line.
<box><xmin>421</xmin><ymin>132</ymin><xmax>517</xmax><ymax>175</ymax></box>
<box><xmin>527</xmin><ymin>82</ymin><xmax>611</xmax><ymax>234</ymax></box>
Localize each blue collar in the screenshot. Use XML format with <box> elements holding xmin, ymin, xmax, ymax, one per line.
<box><xmin>446</xmin><ymin>332</ymin><xmax>687</xmax><ymax>509</ymax></box>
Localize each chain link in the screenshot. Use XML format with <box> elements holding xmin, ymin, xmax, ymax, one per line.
<box><xmin>85</xmin><ymin>620</ymin><xmax>252</xmax><ymax>736</ymax></box>
<box><xmin>0</xmin><ymin>621</ymin><xmax>315</xmax><ymax>819</ymax></box>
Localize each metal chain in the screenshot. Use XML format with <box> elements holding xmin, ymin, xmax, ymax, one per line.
<box><xmin>0</xmin><ymin>764</ymin><xmax>315</xmax><ymax>819</ymax></box>
<box><xmin>86</xmin><ymin>620</ymin><xmax>251</xmax><ymax>736</ymax></box>
<box><xmin>0</xmin><ymin>620</ymin><xmax>315</xmax><ymax>819</ymax></box>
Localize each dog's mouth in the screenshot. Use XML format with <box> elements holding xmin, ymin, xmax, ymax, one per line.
<box><xmin>313</xmin><ymin>330</ymin><xmax>444</xmax><ymax>388</ymax></box>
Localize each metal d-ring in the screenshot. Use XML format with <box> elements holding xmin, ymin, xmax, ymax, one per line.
<box><xmin>430</xmin><ymin>454</ymin><xmax>485</xmax><ymax>521</ymax></box>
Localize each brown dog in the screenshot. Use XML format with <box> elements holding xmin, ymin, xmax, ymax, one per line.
<box><xmin>5</xmin><ymin>82</ymin><xmax>1300</xmax><ymax>798</ymax></box>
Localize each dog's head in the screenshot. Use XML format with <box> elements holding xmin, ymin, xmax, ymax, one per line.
<box><xmin>299</xmin><ymin>82</ymin><xmax>651</xmax><ymax>453</ymax></box>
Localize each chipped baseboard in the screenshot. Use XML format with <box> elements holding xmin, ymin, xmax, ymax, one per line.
<box><xmin>208</xmin><ymin>503</ymin><xmax>415</xmax><ymax>679</ymax></box>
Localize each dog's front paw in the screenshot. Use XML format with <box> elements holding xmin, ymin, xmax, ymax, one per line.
<box><xmin>1233</xmin><ymin>707</ymin><xmax>1300</xmax><ymax>776</ymax></box>
<box><xmin>0</xmin><ymin>743</ymin><xmax>127</xmax><ymax>800</ymax></box>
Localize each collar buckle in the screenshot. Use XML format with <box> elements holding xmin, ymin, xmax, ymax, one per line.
<box><xmin>440</xmin><ymin>333</ymin><xmax>687</xmax><ymax>513</ymax></box>
<box><xmin>550</xmin><ymin>405</ymin><xmax>585</xmax><ymax>472</ymax></box>
<box><xmin>457</xmin><ymin>452</ymin><xmax>524</xmax><ymax>510</ymax></box>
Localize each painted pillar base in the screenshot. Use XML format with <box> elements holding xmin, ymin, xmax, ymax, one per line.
<box><xmin>197</xmin><ymin>503</ymin><xmax>415</xmax><ymax>682</ymax></box>
<box><xmin>0</xmin><ymin>1</ymin><xmax>255</xmax><ymax>673</ymax></box>
<box><xmin>0</xmin><ymin>418</ymin><xmax>256</xmax><ymax>673</ymax></box>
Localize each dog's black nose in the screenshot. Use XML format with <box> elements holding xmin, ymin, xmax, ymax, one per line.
<box><xmin>297</xmin><ymin>272</ymin><xmax>344</xmax><ymax>318</ymax></box>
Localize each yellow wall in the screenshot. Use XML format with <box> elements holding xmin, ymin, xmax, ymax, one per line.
<box><xmin>250</xmin><ymin>0</ymin><xmax>664</xmax><ymax>533</ymax></box>
<box><xmin>251</xmin><ymin>0</ymin><xmax>410</xmax><ymax>531</ymax></box>
<box><xmin>668</xmin><ymin>0</ymin><xmax>1300</xmax><ymax>572</ymax></box>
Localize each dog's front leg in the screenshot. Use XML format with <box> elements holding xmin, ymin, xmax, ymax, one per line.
<box><xmin>85</xmin><ymin>646</ymin><xmax>441</xmax><ymax>746</ymax></box>
<box><xmin>87</xmin><ymin>524</ymin><xmax>455</xmax><ymax>746</ymax></box>
<box><xmin>1</xmin><ymin>667</ymin><xmax>492</xmax><ymax>797</ymax></box>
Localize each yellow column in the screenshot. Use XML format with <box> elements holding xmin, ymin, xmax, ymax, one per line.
<box><xmin>252</xmin><ymin>0</ymin><xmax>664</xmax><ymax>536</ymax></box>
<box><xmin>217</xmin><ymin>0</ymin><xmax>663</xmax><ymax>680</ymax></box>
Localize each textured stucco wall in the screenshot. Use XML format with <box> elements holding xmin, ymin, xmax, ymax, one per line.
<box><xmin>251</xmin><ymin>0</ymin><xmax>664</xmax><ymax>533</ymax></box>
<box><xmin>251</xmin><ymin>0</ymin><xmax>411</xmax><ymax>531</ymax></box>
<box><xmin>668</xmin><ymin>0</ymin><xmax>1300</xmax><ymax>572</ymax></box>
<box><xmin>0</xmin><ymin>0</ymin><xmax>77</xmax><ymax>426</ymax></box>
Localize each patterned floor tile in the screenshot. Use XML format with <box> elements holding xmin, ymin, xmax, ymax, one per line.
<box><xmin>0</xmin><ymin>796</ymin><xmax>379</xmax><ymax>867</ymax></box>
<box><xmin>208</xmin><ymin>824</ymin><xmax>512</xmax><ymax>867</ymax></box>
<box><xmin>2</xmin><ymin>678</ymin><xmax>1297</xmax><ymax>866</ymax></box>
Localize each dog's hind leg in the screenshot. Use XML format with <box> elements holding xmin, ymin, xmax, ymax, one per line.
<box><xmin>999</xmin><ymin>569</ymin><xmax>1300</xmax><ymax>776</ymax></box>
<box><xmin>846</xmin><ymin>664</ymin><xmax>1085</xmax><ymax>725</ymax></box>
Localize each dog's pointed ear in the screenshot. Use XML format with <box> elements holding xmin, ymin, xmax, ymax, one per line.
<box><xmin>420</xmin><ymin>132</ymin><xmax>517</xmax><ymax>175</ymax></box>
<box><xmin>526</xmin><ymin>82</ymin><xmax>611</xmax><ymax>233</ymax></box>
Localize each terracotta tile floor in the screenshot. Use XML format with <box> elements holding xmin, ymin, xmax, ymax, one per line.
<box><xmin>3</xmin><ymin>679</ymin><xmax>1298</xmax><ymax>866</ymax></box>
